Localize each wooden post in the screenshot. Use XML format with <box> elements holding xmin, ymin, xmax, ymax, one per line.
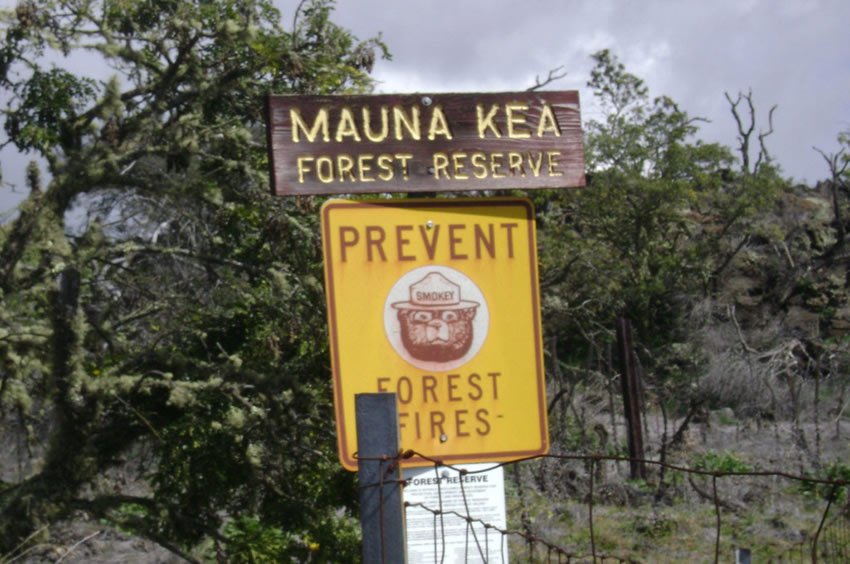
<box><xmin>356</xmin><ymin>393</ymin><xmax>407</xmax><ymax>563</ymax></box>
<box><xmin>616</xmin><ymin>318</ymin><xmax>646</xmax><ymax>480</ymax></box>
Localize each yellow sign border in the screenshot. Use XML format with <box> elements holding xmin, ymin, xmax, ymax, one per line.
<box><xmin>321</xmin><ymin>197</ymin><xmax>548</xmax><ymax>470</ymax></box>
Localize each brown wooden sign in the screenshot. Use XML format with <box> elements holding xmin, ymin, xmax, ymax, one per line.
<box><xmin>265</xmin><ymin>91</ymin><xmax>585</xmax><ymax>196</ymax></box>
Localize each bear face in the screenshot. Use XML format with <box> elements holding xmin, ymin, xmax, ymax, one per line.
<box><xmin>396</xmin><ymin>307</ymin><xmax>477</xmax><ymax>362</ymax></box>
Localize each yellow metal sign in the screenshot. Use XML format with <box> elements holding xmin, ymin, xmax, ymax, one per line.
<box><xmin>321</xmin><ymin>198</ymin><xmax>548</xmax><ymax>470</ymax></box>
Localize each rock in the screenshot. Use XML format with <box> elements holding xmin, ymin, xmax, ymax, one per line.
<box><xmin>784</xmin><ymin>306</ymin><xmax>820</xmax><ymax>338</ymax></box>
<box><xmin>828</xmin><ymin>307</ymin><xmax>850</xmax><ymax>337</ymax></box>
<box><xmin>799</xmin><ymin>196</ymin><xmax>833</xmax><ymax>224</ymax></box>
<box><xmin>724</xmin><ymin>275</ymin><xmax>763</xmax><ymax>307</ymax></box>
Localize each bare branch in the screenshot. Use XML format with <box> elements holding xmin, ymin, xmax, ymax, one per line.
<box><xmin>725</xmin><ymin>91</ymin><xmax>754</xmax><ymax>173</ymax></box>
<box><xmin>54</xmin><ymin>530</ymin><xmax>105</xmax><ymax>563</ymax></box>
<box><xmin>723</xmin><ymin>90</ymin><xmax>756</xmax><ymax>172</ymax></box>
<box><xmin>813</xmin><ymin>143</ymin><xmax>849</xmax><ymax>250</ymax></box>
<box><xmin>726</xmin><ymin>90</ymin><xmax>777</xmax><ymax>175</ymax></box>
<box><xmin>729</xmin><ymin>304</ymin><xmax>757</xmax><ymax>354</ymax></box>
<box><xmin>754</xmin><ymin>104</ymin><xmax>777</xmax><ymax>174</ymax></box>
<box><xmin>814</xmin><ymin>145</ymin><xmax>850</xmax><ymax>178</ymax></box>
<box><xmin>527</xmin><ymin>65</ymin><xmax>568</xmax><ymax>91</ymax></box>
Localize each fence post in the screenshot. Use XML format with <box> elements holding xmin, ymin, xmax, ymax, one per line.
<box><xmin>356</xmin><ymin>392</ymin><xmax>407</xmax><ymax>563</ymax></box>
<box><xmin>616</xmin><ymin>317</ymin><xmax>646</xmax><ymax>480</ymax></box>
<box><xmin>735</xmin><ymin>547</ymin><xmax>751</xmax><ymax>564</ymax></box>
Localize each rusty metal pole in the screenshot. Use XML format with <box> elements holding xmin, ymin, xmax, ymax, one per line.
<box><xmin>616</xmin><ymin>318</ymin><xmax>646</xmax><ymax>480</ymax></box>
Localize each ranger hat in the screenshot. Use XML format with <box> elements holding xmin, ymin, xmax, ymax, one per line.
<box><xmin>391</xmin><ymin>272</ymin><xmax>479</xmax><ymax>310</ymax></box>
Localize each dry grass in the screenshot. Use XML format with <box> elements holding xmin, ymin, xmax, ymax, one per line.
<box><xmin>503</xmin><ymin>416</ymin><xmax>850</xmax><ymax>563</ymax></box>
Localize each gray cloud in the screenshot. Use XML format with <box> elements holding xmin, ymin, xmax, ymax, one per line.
<box><xmin>327</xmin><ymin>0</ymin><xmax>850</xmax><ymax>184</ymax></box>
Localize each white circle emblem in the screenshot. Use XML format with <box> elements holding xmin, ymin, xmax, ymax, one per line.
<box><xmin>384</xmin><ymin>265</ymin><xmax>489</xmax><ymax>372</ymax></box>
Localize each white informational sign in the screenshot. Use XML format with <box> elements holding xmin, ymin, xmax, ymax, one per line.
<box><xmin>403</xmin><ymin>464</ymin><xmax>508</xmax><ymax>563</ymax></box>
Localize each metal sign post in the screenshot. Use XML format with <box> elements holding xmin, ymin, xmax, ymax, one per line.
<box><xmin>356</xmin><ymin>393</ymin><xmax>407</xmax><ymax>563</ymax></box>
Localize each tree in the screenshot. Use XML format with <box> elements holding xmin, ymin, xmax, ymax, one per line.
<box><xmin>535</xmin><ymin>51</ymin><xmax>785</xmax><ymax>463</ymax></box>
<box><xmin>0</xmin><ymin>0</ymin><xmax>387</xmax><ymax>560</ymax></box>
<box><xmin>814</xmin><ymin>131</ymin><xmax>850</xmax><ymax>252</ymax></box>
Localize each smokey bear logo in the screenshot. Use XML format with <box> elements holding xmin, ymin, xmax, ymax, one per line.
<box><xmin>393</xmin><ymin>272</ymin><xmax>479</xmax><ymax>362</ymax></box>
<box><xmin>385</xmin><ymin>267</ymin><xmax>489</xmax><ymax>371</ymax></box>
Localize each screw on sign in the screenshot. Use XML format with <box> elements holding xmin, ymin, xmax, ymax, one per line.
<box><xmin>320</xmin><ymin>197</ymin><xmax>548</xmax><ymax>470</ymax></box>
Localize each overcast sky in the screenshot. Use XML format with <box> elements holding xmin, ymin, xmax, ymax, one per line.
<box><xmin>326</xmin><ymin>0</ymin><xmax>849</xmax><ymax>182</ymax></box>
<box><xmin>2</xmin><ymin>0</ymin><xmax>849</xmax><ymax>215</ymax></box>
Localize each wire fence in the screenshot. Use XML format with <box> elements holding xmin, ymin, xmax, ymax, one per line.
<box><xmin>358</xmin><ymin>449</ymin><xmax>850</xmax><ymax>563</ymax></box>
<box><xmin>817</xmin><ymin>512</ymin><xmax>850</xmax><ymax>562</ymax></box>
